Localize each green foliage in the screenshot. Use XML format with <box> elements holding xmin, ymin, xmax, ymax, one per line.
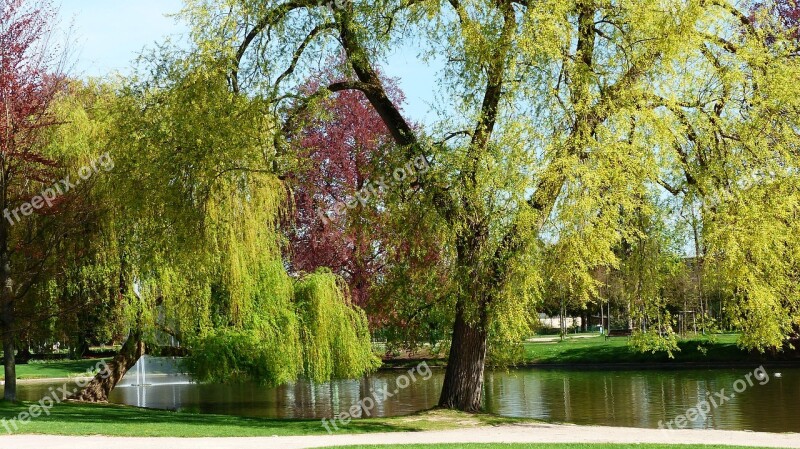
<box><xmin>27</xmin><ymin>16</ymin><xmax>380</xmax><ymax>384</ymax></box>
<box><xmin>706</xmin><ymin>179</ymin><xmax>800</xmax><ymax>351</ymax></box>
<box><xmin>186</xmin><ymin>268</ymin><xmax>379</xmax><ymax>385</ymax></box>
<box><xmin>109</xmin><ymin>33</ymin><xmax>378</xmax><ymax>383</ymax></box>
<box><xmin>29</xmin><ymin>0</ymin><xmax>800</xmax><ymax>382</ymax></box>
<box><xmin>192</xmin><ymin>0</ymin><xmax>800</xmax><ymax>361</ymax></box>
<box><xmin>183</xmin><ymin>323</ymin><xmax>300</xmax><ymax>385</ymax></box>
<box><xmin>629</xmin><ymin>329</ymin><xmax>680</xmax><ymax>358</ymax></box>
<box><xmin>295</xmin><ymin>270</ymin><xmax>381</xmax><ymax>382</ymax></box>
<box><xmin>13</xmin><ymin>81</ymin><xmax>127</xmax><ymax>355</ymax></box>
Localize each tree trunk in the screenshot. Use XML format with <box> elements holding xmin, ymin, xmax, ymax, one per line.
<box><xmin>1</xmin><ymin>254</ymin><xmax>15</xmax><ymax>402</ymax></box>
<box><xmin>1</xmin><ymin>327</ymin><xmax>15</xmax><ymax>402</ymax></box>
<box><xmin>600</xmin><ymin>300</ymin><xmax>605</xmax><ymax>335</ymax></box>
<box><xmin>70</xmin><ymin>334</ymin><xmax>90</xmax><ymax>360</ymax></box>
<box><xmin>69</xmin><ymin>330</ymin><xmax>144</xmax><ymax>402</ymax></box>
<box><xmin>438</xmin><ymin>303</ymin><xmax>488</xmax><ymax>412</ymax></box>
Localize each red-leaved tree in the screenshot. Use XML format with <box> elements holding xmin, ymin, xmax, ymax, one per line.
<box><xmin>0</xmin><ymin>0</ymin><xmax>66</xmax><ymax>402</ymax></box>
<box><xmin>286</xmin><ymin>65</ymin><xmax>403</xmax><ymax>317</ymax></box>
<box><xmin>752</xmin><ymin>0</ymin><xmax>800</xmax><ymax>41</ymax></box>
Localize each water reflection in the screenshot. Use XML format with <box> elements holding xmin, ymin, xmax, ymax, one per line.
<box><xmin>483</xmin><ymin>368</ymin><xmax>799</xmax><ymax>432</ymax></box>
<box><xmin>11</xmin><ymin>364</ymin><xmax>799</xmax><ymax>433</ymax></box>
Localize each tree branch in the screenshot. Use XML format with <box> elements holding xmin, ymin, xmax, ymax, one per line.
<box><xmin>232</xmin><ymin>0</ymin><xmax>317</xmax><ymax>93</ymax></box>
<box><xmin>271</xmin><ymin>23</ymin><xmax>337</xmax><ymax>98</ymax></box>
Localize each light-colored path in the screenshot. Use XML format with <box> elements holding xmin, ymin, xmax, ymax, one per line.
<box><xmin>2</xmin><ymin>423</ymin><xmax>799</xmax><ymax>449</ymax></box>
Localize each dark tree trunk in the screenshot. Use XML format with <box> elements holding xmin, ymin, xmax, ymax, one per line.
<box><xmin>438</xmin><ymin>302</ymin><xmax>488</xmax><ymax>412</ymax></box>
<box><xmin>69</xmin><ymin>330</ymin><xmax>144</xmax><ymax>402</ymax></box>
<box><xmin>70</xmin><ymin>334</ymin><xmax>90</xmax><ymax>360</ymax></box>
<box><xmin>1</xmin><ymin>256</ymin><xmax>15</xmax><ymax>402</ymax></box>
<box><xmin>16</xmin><ymin>346</ymin><xmax>31</xmax><ymax>364</ymax></box>
<box><xmin>2</xmin><ymin>328</ymin><xmax>15</xmax><ymax>402</ymax></box>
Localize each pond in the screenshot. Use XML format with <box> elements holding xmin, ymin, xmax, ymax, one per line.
<box><xmin>12</xmin><ymin>358</ymin><xmax>800</xmax><ymax>433</ymax></box>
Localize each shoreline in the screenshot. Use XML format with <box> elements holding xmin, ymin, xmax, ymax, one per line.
<box><xmin>380</xmin><ymin>359</ymin><xmax>800</xmax><ymax>371</ymax></box>
<box><xmin>7</xmin><ymin>360</ymin><xmax>800</xmax><ymax>382</ymax></box>
<box><xmin>516</xmin><ymin>359</ymin><xmax>800</xmax><ymax>370</ymax></box>
<box><xmin>7</xmin><ymin>374</ymin><xmax>181</xmax><ymax>385</ymax></box>
<box><xmin>3</xmin><ymin>376</ymin><xmax>93</xmax><ymax>385</ymax></box>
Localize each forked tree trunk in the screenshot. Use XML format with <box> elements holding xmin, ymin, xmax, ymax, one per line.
<box><xmin>438</xmin><ymin>303</ymin><xmax>488</xmax><ymax>412</ymax></box>
<box><xmin>69</xmin><ymin>330</ymin><xmax>144</xmax><ymax>402</ymax></box>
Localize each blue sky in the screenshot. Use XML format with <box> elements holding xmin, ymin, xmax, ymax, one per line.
<box><xmin>59</xmin><ymin>0</ymin><xmax>185</xmax><ymax>77</ymax></box>
<box><xmin>57</xmin><ymin>0</ymin><xmax>438</xmax><ymax>124</ymax></box>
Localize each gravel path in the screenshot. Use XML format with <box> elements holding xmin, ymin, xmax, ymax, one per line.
<box><xmin>2</xmin><ymin>423</ymin><xmax>799</xmax><ymax>449</ymax></box>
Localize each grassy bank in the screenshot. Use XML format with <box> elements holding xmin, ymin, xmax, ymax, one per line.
<box><xmin>386</xmin><ymin>333</ymin><xmax>796</xmax><ymax>369</ymax></box>
<box><xmin>523</xmin><ymin>334</ymin><xmax>754</xmax><ymax>365</ymax></box>
<box><xmin>1</xmin><ymin>359</ymin><xmax>105</xmax><ymax>381</ymax></box>
<box><xmin>0</xmin><ymin>404</ymin><xmax>520</xmax><ymax>437</ymax></box>
<box><xmin>522</xmin><ymin>333</ymin><xmax>800</xmax><ymax>366</ymax></box>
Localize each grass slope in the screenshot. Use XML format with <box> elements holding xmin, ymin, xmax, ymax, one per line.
<box><xmin>0</xmin><ymin>404</ymin><xmax>521</xmax><ymax>437</ymax></box>
<box><xmin>522</xmin><ymin>334</ymin><xmax>777</xmax><ymax>365</ymax></box>
<box><xmin>1</xmin><ymin>359</ymin><xmax>106</xmax><ymax>381</ymax></box>
<box><xmin>387</xmin><ymin>333</ymin><xmax>796</xmax><ymax>369</ymax></box>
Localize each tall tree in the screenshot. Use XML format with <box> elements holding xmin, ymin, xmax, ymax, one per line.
<box><xmin>68</xmin><ymin>44</ymin><xmax>380</xmax><ymax>401</ymax></box>
<box><xmin>187</xmin><ymin>0</ymin><xmax>800</xmax><ymax>412</ymax></box>
<box><xmin>7</xmin><ymin>81</ymin><xmax>121</xmax><ymax>364</ymax></box>
<box><xmin>0</xmin><ymin>0</ymin><xmax>67</xmax><ymax>402</ymax></box>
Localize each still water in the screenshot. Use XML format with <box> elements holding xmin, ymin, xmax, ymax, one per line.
<box><xmin>14</xmin><ymin>359</ymin><xmax>799</xmax><ymax>433</ymax></box>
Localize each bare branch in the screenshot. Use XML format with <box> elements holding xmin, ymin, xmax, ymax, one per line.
<box><xmin>271</xmin><ymin>23</ymin><xmax>337</xmax><ymax>98</ymax></box>
<box><xmin>232</xmin><ymin>0</ymin><xmax>317</xmax><ymax>93</ymax></box>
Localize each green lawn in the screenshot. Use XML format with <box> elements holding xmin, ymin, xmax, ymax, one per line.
<box><xmin>324</xmin><ymin>444</ymin><xmax>788</xmax><ymax>449</ymax></box>
<box><xmin>0</xmin><ymin>404</ymin><xmax>787</xmax><ymax>447</ymax></box>
<box><xmin>0</xmin><ymin>403</ymin><xmax>521</xmax><ymax>437</ymax></box>
<box><xmin>522</xmin><ymin>333</ymin><xmax>776</xmax><ymax>365</ymax></box>
<box><xmin>1</xmin><ymin>359</ymin><xmax>105</xmax><ymax>381</ymax></box>
<box><xmin>387</xmin><ymin>333</ymin><xmax>790</xmax><ymax>369</ymax></box>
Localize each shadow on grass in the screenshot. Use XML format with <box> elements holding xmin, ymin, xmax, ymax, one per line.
<box><xmin>0</xmin><ymin>401</ymin><xmax>421</xmax><ymax>437</ymax></box>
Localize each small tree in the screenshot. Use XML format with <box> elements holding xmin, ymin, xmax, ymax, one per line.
<box><xmin>68</xmin><ymin>48</ymin><xmax>380</xmax><ymax>401</ymax></box>
<box><xmin>0</xmin><ymin>0</ymin><xmax>66</xmax><ymax>402</ymax></box>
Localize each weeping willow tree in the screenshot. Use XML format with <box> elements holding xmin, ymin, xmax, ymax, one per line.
<box><xmin>169</xmin><ymin>0</ymin><xmax>800</xmax><ymax>412</ymax></box>
<box><xmin>0</xmin><ymin>78</ymin><xmax>129</xmax><ymax>404</ymax></box>
<box><xmin>68</xmin><ymin>35</ymin><xmax>378</xmax><ymax>402</ymax></box>
<box><xmin>615</xmin><ymin>197</ymin><xmax>687</xmax><ymax>355</ymax></box>
<box><xmin>658</xmin><ymin>3</ymin><xmax>800</xmax><ymax>353</ymax></box>
<box><xmin>33</xmin><ymin>82</ymin><xmax>127</xmax><ymax>360</ymax></box>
